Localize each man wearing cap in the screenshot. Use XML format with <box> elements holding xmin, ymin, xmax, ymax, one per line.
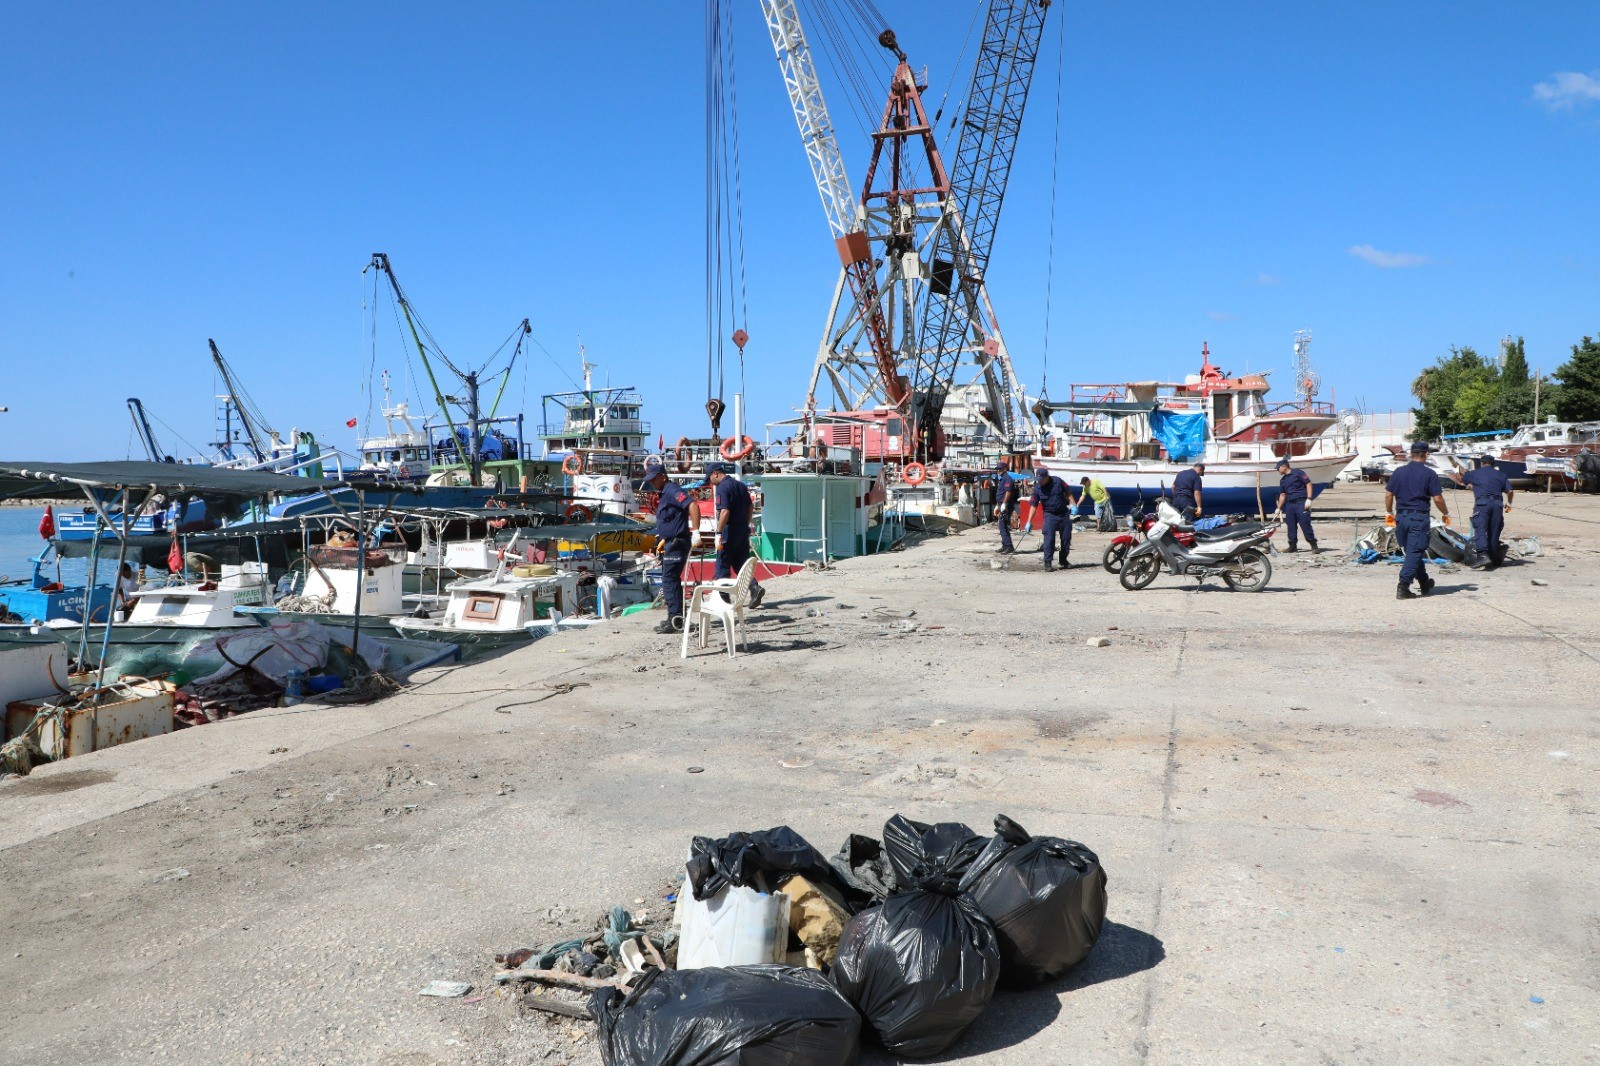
<box><xmin>993</xmin><ymin>460</ymin><xmax>1018</xmax><ymax>554</ymax></box>
<box><xmin>1172</xmin><ymin>461</ymin><xmax>1205</xmax><ymax>519</ymax></box>
<box><xmin>708</xmin><ymin>463</ymin><xmax>765</xmax><ymax>607</ymax></box>
<box><xmin>1385</xmin><ymin>441</ymin><xmax>1451</xmax><ymax>599</ymax></box>
<box><xmin>1274</xmin><ymin>458</ymin><xmax>1320</xmax><ymax>552</ymax></box>
<box><xmin>642</xmin><ymin>458</ymin><xmax>702</xmax><ymax>633</ymax></box>
<box><xmin>1452</xmin><ymin>455</ymin><xmax>1513</xmax><ymax>568</ymax></box>
<box><xmin>1030</xmin><ymin>467</ymin><xmax>1079</xmax><ymax>571</ymax></box>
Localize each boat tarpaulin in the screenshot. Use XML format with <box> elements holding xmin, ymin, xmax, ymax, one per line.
<box><xmin>1149</xmin><ymin>410</ymin><xmax>1207</xmax><ymax>462</ymax></box>
<box><xmin>0</xmin><ymin>461</ymin><xmax>385</xmax><ymax>502</ymax></box>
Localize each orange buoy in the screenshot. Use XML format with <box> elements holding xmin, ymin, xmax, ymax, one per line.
<box><xmin>561</xmin><ymin>453</ymin><xmax>583</xmax><ymax>476</ymax></box>
<box><xmin>903</xmin><ymin>462</ymin><xmax>927</xmax><ymax>485</ymax></box>
<box><xmin>719</xmin><ymin>435</ymin><xmax>756</xmax><ymax>461</ymax></box>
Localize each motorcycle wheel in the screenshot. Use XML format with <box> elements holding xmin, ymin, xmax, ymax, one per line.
<box><xmin>1222</xmin><ymin>548</ymin><xmax>1272</xmax><ymax>592</ymax></box>
<box><xmin>1102</xmin><ymin>541</ymin><xmax>1130</xmax><ymax>574</ymax></box>
<box><xmin>1120</xmin><ymin>552</ymin><xmax>1162</xmax><ymax>590</ymax></box>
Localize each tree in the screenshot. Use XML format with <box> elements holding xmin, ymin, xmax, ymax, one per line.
<box><xmin>1502</xmin><ymin>336</ymin><xmax>1529</xmax><ymax>386</ymax></box>
<box><xmin>1553</xmin><ymin>335</ymin><xmax>1600</xmax><ymax>421</ymax></box>
<box><xmin>1412</xmin><ymin>346</ymin><xmax>1498</xmax><ymax>439</ymax></box>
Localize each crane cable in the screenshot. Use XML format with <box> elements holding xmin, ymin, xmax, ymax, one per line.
<box><xmin>706</xmin><ymin>0</ymin><xmax>749</xmax><ymax>414</ymax></box>
<box><xmin>1038</xmin><ymin>7</ymin><xmax>1066</xmax><ymax>398</ymax></box>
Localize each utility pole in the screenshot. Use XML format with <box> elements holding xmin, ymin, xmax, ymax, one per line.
<box><xmin>1534</xmin><ymin>369</ymin><xmax>1541</xmax><ymax>423</ymax></box>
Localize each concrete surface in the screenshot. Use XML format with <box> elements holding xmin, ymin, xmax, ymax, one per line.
<box><xmin>1</xmin><ymin>480</ymin><xmax>1597</xmax><ymax>1065</ymax></box>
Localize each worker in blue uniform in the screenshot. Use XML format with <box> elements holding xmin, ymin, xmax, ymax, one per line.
<box><xmin>993</xmin><ymin>460</ymin><xmax>1017</xmax><ymax>554</ymax></box>
<box><xmin>643</xmin><ymin>457</ymin><xmax>702</xmax><ymax>632</ymax></box>
<box><xmin>1030</xmin><ymin>468</ymin><xmax>1079</xmax><ymax>571</ymax></box>
<box><xmin>1453</xmin><ymin>455</ymin><xmax>1513</xmax><ymax>568</ymax></box>
<box><xmin>1172</xmin><ymin>461</ymin><xmax>1205</xmax><ymax>519</ymax></box>
<box><xmin>708</xmin><ymin>462</ymin><xmax>765</xmax><ymax>606</ymax></box>
<box><xmin>1385</xmin><ymin>441</ymin><xmax>1451</xmax><ymax>599</ymax></box>
<box><xmin>1274</xmin><ymin>458</ymin><xmax>1320</xmax><ymax>552</ymax></box>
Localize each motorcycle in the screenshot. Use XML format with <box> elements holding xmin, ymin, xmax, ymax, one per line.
<box><xmin>1101</xmin><ymin>510</ymin><xmax>1196</xmax><ymax>573</ymax></box>
<box><xmin>1119</xmin><ymin>499</ymin><xmax>1278</xmax><ymax>592</ymax></box>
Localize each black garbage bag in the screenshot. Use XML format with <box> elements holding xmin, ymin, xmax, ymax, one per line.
<box><xmin>686</xmin><ymin>826</ymin><xmax>841</xmax><ymax>902</ymax></box>
<box><xmin>880</xmin><ymin>815</ymin><xmax>986</xmax><ymax>891</ymax></box>
<box><xmin>960</xmin><ymin>814</ymin><xmax>1108</xmax><ymax>988</ymax></box>
<box><xmin>827</xmin><ymin>834</ymin><xmax>898</xmax><ymax>907</ymax></box>
<box><xmin>591</xmin><ymin>965</ymin><xmax>862</xmax><ymax>1066</ymax></box>
<box><xmin>832</xmin><ymin>816</ymin><xmax>1001</xmax><ymax>1057</ymax></box>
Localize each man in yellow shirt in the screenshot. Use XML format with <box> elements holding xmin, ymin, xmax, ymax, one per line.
<box><xmin>1079</xmin><ymin>477</ymin><xmax>1113</xmax><ymax>531</ymax></box>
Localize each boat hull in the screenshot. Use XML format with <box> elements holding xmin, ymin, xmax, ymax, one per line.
<box><xmin>1038</xmin><ymin>453</ymin><xmax>1356</xmax><ymax>515</ymax></box>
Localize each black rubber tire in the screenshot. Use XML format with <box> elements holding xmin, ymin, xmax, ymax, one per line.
<box><xmin>1120</xmin><ymin>552</ymin><xmax>1162</xmax><ymax>590</ymax></box>
<box><xmin>1222</xmin><ymin>548</ymin><xmax>1272</xmax><ymax>592</ymax></box>
<box><xmin>1102</xmin><ymin>541</ymin><xmax>1130</xmax><ymax>574</ymax></box>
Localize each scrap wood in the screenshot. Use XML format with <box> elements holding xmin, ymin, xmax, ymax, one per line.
<box><xmin>520</xmin><ymin>992</ymin><xmax>593</xmax><ymax>1021</ymax></box>
<box><xmin>496</xmin><ymin>967</ymin><xmax>620</xmax><ymax>990</ymax></box>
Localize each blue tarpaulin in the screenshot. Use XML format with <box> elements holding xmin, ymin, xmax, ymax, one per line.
<box><xmin>1150</xmin><ymin>409</ymin><xmax>1207</xmax><ymax>462</ymax></box>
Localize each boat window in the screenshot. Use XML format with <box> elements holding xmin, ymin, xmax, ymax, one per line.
<box><xmin>389</xmin><ymin>451</ymin><xmax>400</xmax><ymax>461</ymax></box>
<box><xmin>156</xmin><ymin>598</ymin><xmax>185</xmax><ymax>617</ymax></box>
<box><xmin>1533</xmin><ymin>431</ymin><xmax>1546</xmax><ymax>441</ymax></box>
<box><xmin>464</xmin><ymin>595</ymin><xmax>502</xmax><ymax>620</ymax></box>
<box><xmin>887</xmin><ymin>418</ymin><xmax>904</xmax><ymax>437</ymax></box>
<box><xmin>1213</xmin><ymin>393</ymin><xmax>1232</xmax><ymax>423</ymax></box>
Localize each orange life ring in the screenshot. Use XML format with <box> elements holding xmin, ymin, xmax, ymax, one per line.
<box><xmin>561</xmin><ymin>453</ymin><xmax>583</xmax><ymax>476</ymax></box>
<box><xmin>719</xmin><ymin>435</ymin><xmax>756</xmax><ymax>461</ymax></box>
<box><xmin>674</xmin><ymin>437</ymin><xmax>693</xmax><ymax>473</ymax></box>
<box><xmin>564</xmin><ymin>504</ymin><xmax>595</xmax><ymax>523</ymax></box>
<box><xmin>904</xmin><ymin>462</ymin><xmax>928</xmax><ymax>486</ymax></box>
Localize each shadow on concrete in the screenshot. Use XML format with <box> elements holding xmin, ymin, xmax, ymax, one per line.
<box><xmin>1055</xmin><ymin>920</ymin><xmax>1166</xmax><ymax>990</ymax></box>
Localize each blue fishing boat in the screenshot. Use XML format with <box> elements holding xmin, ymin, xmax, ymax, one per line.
<box><xmin>0</xmin><ymin>547</ymin><xmax>115</xmax><ymax>624</ymax></box>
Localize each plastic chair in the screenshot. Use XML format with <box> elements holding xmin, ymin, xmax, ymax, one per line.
<box><xmin>681</xmin><ymin>557</ymin><xmax>756</xmax><ymax>659</ymax></box>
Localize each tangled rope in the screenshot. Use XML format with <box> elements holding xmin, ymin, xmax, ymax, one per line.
<box><xmin>274</xmin><ymin>593</ymin><xmax>337</xmax><ymax>614</ymax></box>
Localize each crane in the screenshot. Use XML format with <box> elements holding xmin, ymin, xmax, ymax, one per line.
<box><xmin>760</xmin><ymin>0</ymin><xmax>1052</xmax><ymax>462</ymax></box>
<box><xmin>911</xmin><ymin>0</ymin><xmax>1053</xmax><ymax>451</ymax></box>
<box><xmin>760</xmin><ymin>0</ymin><xmax>903</xmax><ymax>420</ymax></box>
<box><xmin>126</xmin><ymin>398</ymin><xmax>175</xmax><ymax>463</ymax></box>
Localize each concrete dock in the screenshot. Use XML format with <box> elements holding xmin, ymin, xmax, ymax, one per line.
<box><xmin>2</xmin><ymin>481</ymin><xmax>1596</xmax><ymax>1064</ymax></box>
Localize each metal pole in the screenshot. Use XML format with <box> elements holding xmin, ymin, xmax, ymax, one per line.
<box><xmin>76</xmin><ymin>494</ymin><xmax>105</xmax><ymax>669</ymax></box>
<box><xmin>93</xmin><ymin>488</ymin><xmax>142</xmax><ymax>708</ymax></box>
<box><xmin>350</xmin><ymin>488</ymin><xmax>366</xmax><ymax>675</ymax></box>
<box><xmin>820</xmin><ymin>478</ymin><xmax>829</xmax><ymax>563</ymax></box>
<box><xmin>467</xmin><ymin>372</ymin><xmax>483</xmax><ymax>487</ymax></box>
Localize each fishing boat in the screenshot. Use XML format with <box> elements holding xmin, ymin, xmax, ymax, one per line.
<box><xmin>538</xmin><ymin>353</ymin><xmax>654</xmax><ymax>486</ymax></box>
<box><xmin>1036</xmin><ymin>343</ymin><xmax>1356</xmax><ymax>514</ymax></box>
<box><xmin>0</xmin><ymin>544</ymin><xmax>115</xmax><ymax>624</ymax></box>
<box><xmin>355</xmin><ymin>371</ymin><xmax>434</xmax><ymax>482</ymax></box>
<box><xmin>389</xmin><ymin>564</ymin><xmax>590</xmax><ymax>655</ymax></box>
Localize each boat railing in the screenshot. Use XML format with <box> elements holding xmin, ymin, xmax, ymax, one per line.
<box><xmin>1252</xmin><ymin>400</ymin><xmax>1336</xmax><ymax>418</ymax></box>
<box><xmin>537</xmin><ymin>419</ymin><xmax>652</xmax><ymax>438</ymax></box>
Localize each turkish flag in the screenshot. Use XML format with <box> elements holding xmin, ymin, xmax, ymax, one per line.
<box><xmin>167</xmin><ymin>536</ymin><xmax>183</xmax><ymax>574</ymax></box>
<box><xmin>346</xmin><ymin>418</ymin><xmax>358</xmax><ymax>428</ymax></box>
<box><xmin>657</xmin><ymin>434</ymin><xmax>664</xmax><ymax>451</ymax></box>
<box><xmin>38</xmin><ymin>505</ymin><xmax>54</xmax><ymax>540</ymax></box>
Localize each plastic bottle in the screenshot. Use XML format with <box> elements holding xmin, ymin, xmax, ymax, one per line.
<box><xmin>283</xmin><ymin>668</ymin><xmax>304</xmax><ymax>707</ymax></box>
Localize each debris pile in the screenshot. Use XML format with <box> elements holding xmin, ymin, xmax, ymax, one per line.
<box><xmin>467</xmin><ymin>813</ymin><xmax>1107</xmax><ymax>1062</ymax></box>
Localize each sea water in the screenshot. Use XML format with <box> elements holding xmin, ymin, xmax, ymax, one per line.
<box><xmin>0</xmin><ymin>506</ymin><xmax>93</xmax><ymax>586</ymax></box>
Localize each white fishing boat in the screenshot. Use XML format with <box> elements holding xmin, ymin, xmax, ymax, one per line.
<box><xmin>123</xmin><ymin>562</ymin><xmax>273</xmax><ymax>630</ymax></box>
<box><xmin>355</xmin><ymin>373</ymin><xmax>434</xmax><ymax>482</ymax></box>
<box><xmin>390</xmin><ymin>563</ymin><xmax>589</xmax><ymax>653</ymax></box>
<box><xmin>1036</xmin><ymin>342</ymin><xmax>1356</xmax><ymax>514</ymax></box>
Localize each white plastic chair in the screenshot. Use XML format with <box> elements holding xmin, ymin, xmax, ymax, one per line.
<box><xmin>681</xmin><ymin>557</ymin><xmax>757</xmax><ymax>659</ymax></box>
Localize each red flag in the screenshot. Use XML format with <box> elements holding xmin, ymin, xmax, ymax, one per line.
<box><xmin>167</xmin><ymin>536</ymin><xmax>183</xmax><ymax>574</ymax></box>
<box><xmin>346</xmin><ymin>417</ymin><xmax>358</xmax><ymax>428</ymax></box>
<box><xmin>38</xmin><ymin>505</ymin><xmax>54</xmax><ymax>540</ymax></box>
<box><xmin>657</xmin><ymin>434</ymin><xmax>664</xmax><ymax>451</ymax></box>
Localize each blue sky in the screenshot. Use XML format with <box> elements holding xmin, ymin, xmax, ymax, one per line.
<box><xmin>1</xmin><ymin>1</ymin><xmax>1596</xmax><ymax>461</ymax></box>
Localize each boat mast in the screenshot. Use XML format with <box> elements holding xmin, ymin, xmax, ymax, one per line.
<box><xmin>366</xmin><ymin>253</ymin><xmax>471</xmax><ymax>482</ymax></box>
<box><xmin>209</xmin><ymin>339</ymin><xmax>269</xmax><ymax>463</ymax></box>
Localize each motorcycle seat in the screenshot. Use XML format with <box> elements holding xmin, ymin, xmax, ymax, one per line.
<box><xmin>1194</xmin><ymin>521</ymin><xmax>1266</xmax><ymax>541</ymax></box>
